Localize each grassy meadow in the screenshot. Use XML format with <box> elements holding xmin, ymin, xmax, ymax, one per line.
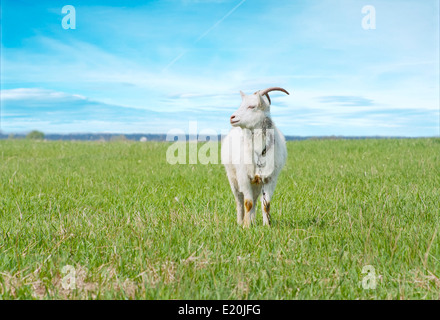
<box><xmin>0</xmin><ymin>138</ymin><xmax>439</xmax><ymax>299</ymax></box>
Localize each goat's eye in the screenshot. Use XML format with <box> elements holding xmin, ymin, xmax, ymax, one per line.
<box><xmin>248</xmin><ymin>106</ymin><xmax>256</xmax><ymax>109</ymax></box>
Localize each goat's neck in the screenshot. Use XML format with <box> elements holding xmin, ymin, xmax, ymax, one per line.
<box><xmin>261</xmin><ymin>116</ymin><xmax>274</xmax><ymax>136</ymax></box>
<box><xmin>250</xmin><ymin>116</ymin><xmax>274</xmax><ymax>138</ymax></box>
<box><xmin>248</xmin><ymin>116</ymin><xmax>274</xmax><ymax>135</ymax></box>
<box><xmin>246</xmin><ymin>116</ymin><xmax>275</xmax><ymax>157</ymax></box>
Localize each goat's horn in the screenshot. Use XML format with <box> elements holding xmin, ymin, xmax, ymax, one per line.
<box><xmin>257</xmin><ymin>87</ymin><xmax>289</xmax><ymax>105</ymax></box>
<box><xmin>259</xmin><ymin>87</ymin><xmax>290</xmax><ymax>96</ymax></box>
<box><xmin>255</xmin><ymin>91</ymin><xmax>272</xmax><ymax>105</ymax></box>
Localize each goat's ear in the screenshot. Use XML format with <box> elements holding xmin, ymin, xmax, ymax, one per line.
<box><xmin>240</xmin><ymin>90</ymin><xmax>246</xmax><ymax>99</ymax></box>
<box><xmin>257</xmin><ymin>93</ymin><xmax>269</xmax><ymax>109</ymax></box>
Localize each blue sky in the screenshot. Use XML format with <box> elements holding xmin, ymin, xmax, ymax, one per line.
<box><xmin>1</xmin><ymin>0</ymin><xmax>439</xmax><ymax>136</ymax></box>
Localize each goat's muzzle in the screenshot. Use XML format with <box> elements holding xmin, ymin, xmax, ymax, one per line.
<box><xmin>230</xmin><ymin>115</ymin><xmax>239</xmax><ymax>125</ymax></box>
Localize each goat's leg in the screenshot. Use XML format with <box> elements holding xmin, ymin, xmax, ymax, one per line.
<box><xmin>225</xmin><ymin>167</ymin><xmax>245</xmax><ymax>225</ymax></box>
<box><xmin>250</xmin><ymin>184</ymin><xmax>262</xmax><ymax>226</ymax></box>
<box><xmin>232</xmin><ymin>188</ymin><xmax>244</xmax><ymax>225</ymax></box>
<box><xmin>260</xmin><ymin>180</ymin><xmax>277</xmax><ymax>226</ymax></box>
<box><xmin>242</xmin><ymin>188</ymin><xmax>256</xmax><ymax>228</ymax></box>
<box><xmin>236</xmin><ymin>165</ymin><xmax>255</xmax><ymax>228</ymax></box>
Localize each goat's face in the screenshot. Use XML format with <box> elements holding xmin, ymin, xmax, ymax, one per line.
<box><xmin>230</xmin><ymin>91</ymin><xmax>270</xmax><ymax>129</ymax></box>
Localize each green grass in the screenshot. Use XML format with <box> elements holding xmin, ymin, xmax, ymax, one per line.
<box><xmin>0</xmin><ymin>138</ymin><xmax>439</xmax><ymax>299</ymax></box>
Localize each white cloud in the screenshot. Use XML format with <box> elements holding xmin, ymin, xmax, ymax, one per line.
<box><xmin>1</xmin><ymin>88</ymin><xmax>86</xmax><ymax>101</ymax></box>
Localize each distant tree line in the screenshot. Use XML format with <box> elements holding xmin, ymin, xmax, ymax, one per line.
<box><xmin>0</xmin><ymin>130</ymin><xmax>417</xmax><ymax>141</ymax></box>
<box><xmin>26</xmin><ymin>130</ymin><xmax>45</xmax><ymax>140</ymax></box>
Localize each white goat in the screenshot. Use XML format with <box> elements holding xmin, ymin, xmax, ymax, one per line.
<box><xmin>221</xmin><ymin>87</ymin><xmax>289</xmax><ymax>227</ymax></box>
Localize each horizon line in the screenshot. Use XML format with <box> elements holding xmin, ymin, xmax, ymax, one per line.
<box><xmin>1</xmin><ymin>131</ymin><xmax>438</xmax><ymax>140</ymax></box>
